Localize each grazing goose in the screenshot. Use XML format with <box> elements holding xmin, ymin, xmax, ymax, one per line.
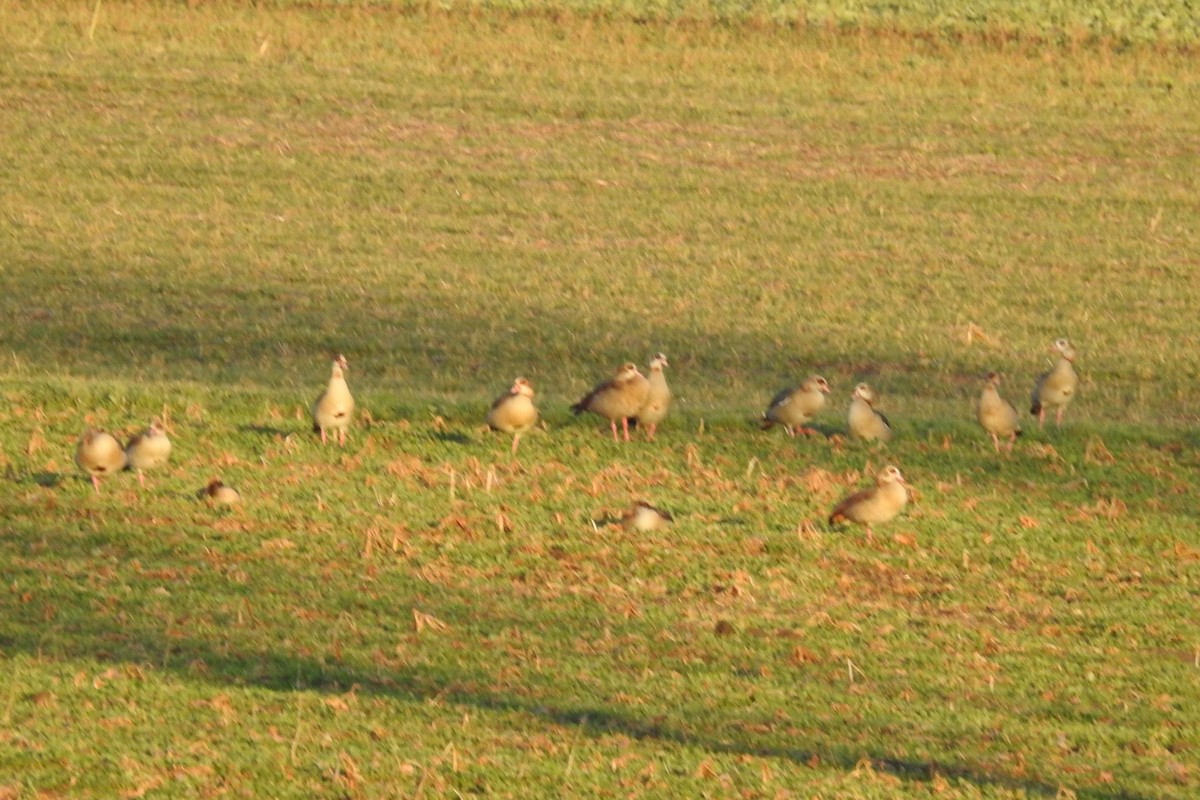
<box><xmin>828</xmin><ymin>464</ymin><xmax>909</xmax><ymax>540</ymax></box>
<box><xmin>621</xmin><ymin>500</ymin><xmax>674</xmax><ymax>532</ymax></box>
<box><xmin>847</xmin><ymin>382</ymin><xmax>893</xmax><ymax>443</ymax></box>
<box><xmin>635</xmin><ymin>353</ymin><xmax>672</xmax><ymax>440</ymax></box>
<box><xmin>75</xmin><ymin>428</ymin><xmax>128</xmax><ymax>493</ymax></box>
<box><xmin>1030</xmin><ymin>338</ymin><xmax>1078</xmax><ymax>428</ymax></box>
<box><xmin>312</xmin><ymin>354</ymin><xmax>354</xmax><ymax>446</ymax></box>
<box><xmin>570</xmin><ymin>362</ymin><xmax>650</xmax><ymax>442</ymax></box>
<box><xmin>487</xmin><ymin>377</ymin><xmax>539</xmax><ymax>455</ymax></box>
<box><xmin>201</xmin><ymin>478</ymin><xmax>241</xmax><ymax>505</ymax></box>
<box><xmin>978</xmin><ymin>372</ymin><xmax>1021</xmax><ymax>451</ymax></box>
<box><xmin>125</xmin><ymin>419</ymin><xmax>172</xmax><ymax>486</ymax></box>
<box><xmin>761</xmin><ymin>375</ymin><xmax>830</xmax><ymax>436</ymax></box>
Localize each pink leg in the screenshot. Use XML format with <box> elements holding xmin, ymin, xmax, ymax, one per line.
<box><xmin>339</xmin><ymin>428</ymin><xmax>346</xmax><ymax>447</ymax></box>
<box><xmin>610</xmin><ymin>421</ymin><xmax>620</xmax><ymax>442</ymax></box>
<box><xmin>1037</xmin><ymin>410</ymin><xmax>1046</xmax><ymax>429</ymax></box>
<box><xmin>646</xmin><ymin>423</ymin><xmax>657</xmax><ymax>441</ymax></box>
<box><xmin>320</xmin><ymin>427</ymin><xmax>328</xmax><ymax>445</ymax></box>
<box><xmin>92</xmin><ymin>475</ymin><xmax>102</xmax><ymax>494</ymax></box>
<box><xmin>1056</xmin><ymin>408</ymin><xmax>1065</xmax><ymax>426</ymax></box>
<box><xmin>511</xmin><ymin>434</ymin><xmax>520</xmax><ymax>455</ymax></box>
<box><xmin>621</xmin><ymin>418</ymin><xmax>631</xmax><ymax>442</ymax></box>
<box><xmin>138</xmin><ymin>470</ymin><xmax>146</xmax><ymax>487</ymax></box>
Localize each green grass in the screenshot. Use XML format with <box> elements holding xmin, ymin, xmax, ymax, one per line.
<box><xmin>1</xmin><ymin>2</ymin><xmax>1199</xmax><ymax>798</ymax></box>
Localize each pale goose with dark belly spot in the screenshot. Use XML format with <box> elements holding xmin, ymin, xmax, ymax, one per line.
<box><xmin>487</xmin><ymin>377</ymin><xmax>539</xmax><ymax>455</ymax></box>
<box><xmin>75</xmin><ymin>428</ymin><xmax>128</xmax><ymax>493</ymax></box>
<box><xmin>312</xmin><ymin>354</ymin><xmax>354</xmax><ymax>446</ymax></box>
<box><xmin>125</xmin><ymin>419</ymin><xmax>172</xmax><ymax>486</ymax></box>
<box><xmin>571</xmin><ymin>362</ymin><xmax>650</xmax><ymax>442</ymax></box>
<box><xmin>761</xmin><ymin>375</ymin><xmax>830</xmax><ymax>436</ymax></box>
<box><xmin>1030</xmin><ymin>338</ymin><xmax>1078</xmax><ymax>428</ymax></box>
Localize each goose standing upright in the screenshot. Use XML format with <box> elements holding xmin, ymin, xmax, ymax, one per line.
<box><xmin>487</xmin><ymin>377</ymin><xmax>539</xmax><ymax>454</ymax></box>
<box><xmin>75</xmin><ymin>428</ymin><xmax>128</xmax><ymax>493</ymax></box>
<box><xmin>125</xmin><ymin>419</ymin><xmax>172</xmax><ymax>486</ymax></box>
<box><xmin>978</xmin><ymin>372</ymin><xmax>1021</xmax><ymax>451</ymax></box>
<box><xmin>635</xmin><ymin>353</ymin><xmax>672</xmax><ymax>440</ymax></box>
<box><xmin>1030</xmin><ymin>338</ymin><xmax>1078</xmax><ymax>428</ymax></box>
<box><xmin>828</xmin><ymin>464</ymin><xmax>909</xmax><ymax>540</ymax></box>
<box><xmin>761</xmin><ymin>375</ymin><xmax>830</xmax><ymax>436</ymax></box>
<box><xmin>312</xmin><ymin>354</ymin><xmax>355</xmax><ymax>446</ymax></box>
<box><xmin>571</xmin><ymin>362</ymin><xmax>650</xmax><ymax>442</ymax></box>
<box><xmin>847</xmin><ymin>382</ymin><xmax>893</xmax><ymax>443</ymax></box>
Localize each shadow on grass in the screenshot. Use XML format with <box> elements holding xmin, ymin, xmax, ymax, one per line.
<box><xmin>432</xmin><ymin>430</ymin><xmax>472</xmax><ymax>445</ymax></box>
<box><xmin>32</xmin><ymin>471</ymin><xmax>65</xmax><ymax>488</ymax></box>
<box><xmin>0</xmin><ymin>554</ymin><xmax>1154</xmax><ymax>800</ymax></box>
<box><xmin>238</xmin><ymin>423</ymin><xmax>296</xmax><ymax>439</ymax></box>
<box><xmin>3</xmin><ymin>620</ymin><xmax>1147</xmax><ymax>800</ymax></box>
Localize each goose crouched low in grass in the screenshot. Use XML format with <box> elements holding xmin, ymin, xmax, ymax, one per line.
<box><xmin>201</xmin><ymin>478</ymin><xmax>241</xmax><ymax>505</ymax></box>
<box><xmin>621</xmin><ymin>500</ymin><xmax>674</xmax><ymax>532</ymax></box>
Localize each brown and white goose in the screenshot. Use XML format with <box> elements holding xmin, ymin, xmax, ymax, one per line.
<box><xmin>621</xmin><ymin>500</ymin><xmax>674</xmax><ymax>532</ymax></box>
<box><xmin>571</xmin><ymin>362</ymin><xmax>650</xmax><ymax>442</ymax></box>
<box><xmin>75</xmin><ymin>428</ymin><xmax>128</xmax><ymax>493</ymax></box>
<box><xmin>761</xmin><ymin>375</ymin><xmax>830</xmax><ymax>436</ymax></box>
<box><xmin>635</xmin><ymin>353</ymin><xmax>671</xmax><ymax>440</ymax></box>
<box><xmin>1030</xmin><ymin>338</ymin><xmax>1078</xmax><ymax>428</ymax></box>
<box><xmin>201</xmin><ymin>478</ymin><xmax>241</xmax><ymax>505</ymax></box>
<box><xmin>828</xmin><ymin>464</ymin><xmax>909</xmax><ymax>540</ymax></box>
<box><xmin>847</xmin><ymin>382</ymin><xmax>893</xmax><ymax>443</ymax></box>
<box><xmin>312</xmin><ymin>354</ymin><xmax>354</xmax><ymax>446</ymax></box>
<box><xmin>487</xmin><ymin>377</ymin><xmax>539</xmax><ymax>455</ymax></box>
<box><xmin>125</xmin><ymin>419</ymin><xmax>172</xmax><ymax>486</ymax></box>
<box><xmin>978</xmin><ymin>372</ymin><xmax>1021</xmax><ymax>451</ymax></box>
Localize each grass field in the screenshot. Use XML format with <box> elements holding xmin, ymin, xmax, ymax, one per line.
<box><xmin>1</xmin><ymin>2</ymin><xmax>1199</xmax><ymax>798</ymax></box>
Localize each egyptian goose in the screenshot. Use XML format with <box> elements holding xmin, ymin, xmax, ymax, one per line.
<box><xmin>1030</xmin><ymin>338</ymin><xmax>1078</xmax><ymax>428</ymax></box>
<box><xmin>201</xmin><ymin>478</ymin><xmax>241</xmax><ymax>505</ymax></box>
<box><xmin>621</xmin><ymin>500</ymin><xmax>674</xmax><ymax>532</ymax></box>
<box><xmin>312</xmin><ymin>354</ymin><xmax>354</xmax><ymax>446</ymax></box>
<box><xmin>828</xmin><ymin>464</ymin><xmax>909</xmax><ymax>539</ymax></box>
<box><xmin>75</xmin><ymin>428</ymin><xmax>127</xmax><ymax>493</ymax></box>
<box><xmin>847</xmin><ymin>382</ymin><xmax>893</xmax><ymax>442</ymax></box>
<box><xmin>125</xmin><ymin>419</ymin><xmax>172</xmax><ymax>486</ymax></box>
<box><xmin>487</xmin><ymin>377</ymin><xmax>539</xmax><ymax>454</ymax></box>
<box><xmin>570</xmin><ymin>362</ymin><xmax>650</xmax><ymax>442</ymax></box>
<box><xmin>978</xmin><ymin>372</ymin><xmax>1021</xmax><ymax>451</ymax></box>
<box><xmin>761</xmin><ymin>375</ymin><xmax>830</xmax><ymax>436</ymax></box>
<box><xmin>635</xmin><ymin>353</ymin><xmax>671</xmax><ymax>440</ymax></box>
